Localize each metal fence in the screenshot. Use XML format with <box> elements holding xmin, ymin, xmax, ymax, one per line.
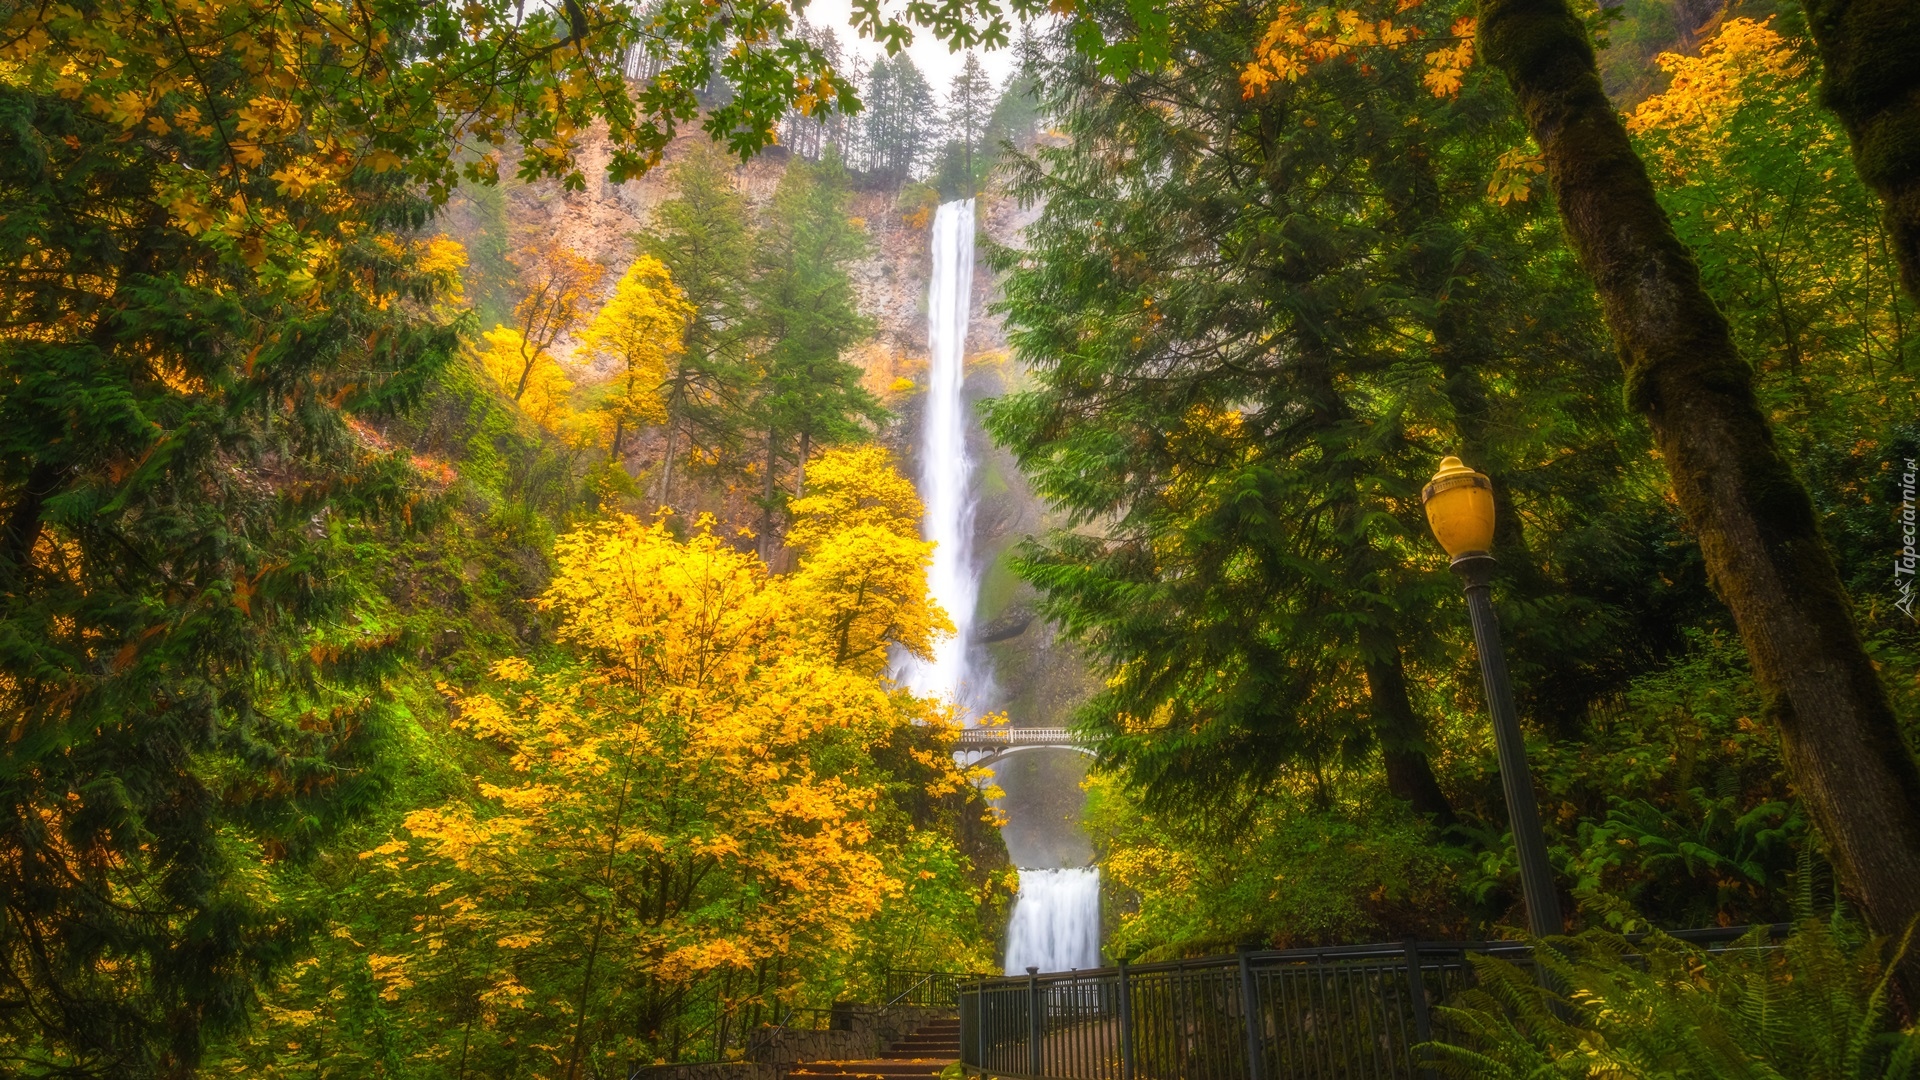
<box><xmin>958</xmin><ymin>927</ymin><xmax>1785</xmax><ymax>1080</ymax></box>
<box><xmin>888</xmin><ymin>969</ymin><xmax>990</xmax><ymax>1008</ymax></box>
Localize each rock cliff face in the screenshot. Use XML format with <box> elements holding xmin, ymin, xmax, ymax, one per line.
<box><xmin>448</xmin><ymin>132</ymin><xmax>1097</xmax><ymax>870</ymax></box>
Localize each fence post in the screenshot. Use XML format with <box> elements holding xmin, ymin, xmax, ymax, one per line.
<box><xmin>1237</xmin><ymin>946</ymin><xmax>1265</xmax><ymax>1080</ymax></box>
<box><xmin>978</xmin><ymin>981</ymin><xmax>989</xmax><ymax>1075</ymax></box>
<box><xmin>1116</xmin><ymin>960</ymin><xmax>1135</xmax><ymax>1080</ymax></box>
<box><xmin>1403</xmin><ymin>941</ymin><xmax>1432</xmax><ymax>1044</ymax></box>
<box><xmin>959</xmin><ymin>981</ymin><xmax>975</xmax><ymax>1074</ymax></box>
<box><xmin>1405</xmin><ymin>939</ymin><xmax>1436</xmax><ymax>1080</ymax></box>
<box><xmin>1027</xmin><ymin>967</ymin><xmax>1044</xmax><ymax>1078</ymax></box>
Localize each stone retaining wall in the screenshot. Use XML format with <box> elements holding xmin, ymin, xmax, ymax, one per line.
<box><xmin>747</xmin><ymin>1004</ymin><xmax>946</xmax><ymax>1065</ymax></box>
<box><xmin>634</xmin><ymin>1005</ymin><xmax>954</xmax><ymax>1080</ymax></box>
<box><xmin>633</xmin><ymin>1064</ymin><xmax>782</xmax><ymax>1080</ymax></box>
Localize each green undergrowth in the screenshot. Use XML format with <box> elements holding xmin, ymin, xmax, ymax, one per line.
<box><xmin>1426</xmin><ymin>918</ymin><xmax>1920</xmax><ymax>1079</ymax></box>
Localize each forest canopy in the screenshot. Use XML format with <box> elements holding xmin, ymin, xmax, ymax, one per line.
<box><xmin>3</xmin><ymin>0</ymin><xmax>1920</xmax><ymax>1073</ymax></box>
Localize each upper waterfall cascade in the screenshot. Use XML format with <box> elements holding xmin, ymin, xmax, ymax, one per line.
<box><xmin>898</xmin><ymin>199</ymin><xmax>983</xmax><ymax>715</ymax></box>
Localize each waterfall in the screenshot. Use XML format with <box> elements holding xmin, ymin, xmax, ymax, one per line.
<box><xmin>1004</xmin><ymin>868</ymin><xmax>1102</xmax><ymax>974</ymax></box>
<box><xmin>901</xmin><ymin>199</ymin><xmax>1102</xmax><ymax>976</ymax></box>
<box><xmin>900</xmin><ymin>199</ymin><xmax>982</xmax><ymax>714</ymax></box>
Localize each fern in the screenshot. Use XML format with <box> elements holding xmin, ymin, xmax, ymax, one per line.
<box><xmin>1422</xmin><ymin>920</ymin><xmax>1919</xmax><ymax>1079</ymax></box>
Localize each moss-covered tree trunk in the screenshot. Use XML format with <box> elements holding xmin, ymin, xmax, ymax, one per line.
<box><xmin>1802</xmin><ymin>0</ymin><xmax>1920</xmax><ymax>302</ymax></box>
<box><xmin>1476</xmin><ymin>0</ymin><xmax>1920</xmax><ymax>956</ymax></box>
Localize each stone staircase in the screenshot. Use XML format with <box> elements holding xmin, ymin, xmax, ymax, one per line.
<box><xmin>785</xmin><ymin>1017</ymin><xmax>960</xmax><ymax>1080</ymax></box>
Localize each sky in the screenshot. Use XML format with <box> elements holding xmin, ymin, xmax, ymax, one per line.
<box><xmin>797</xmin><ymin>0</ymin><xmax>1025</xmax><ymax>95</ymax></box>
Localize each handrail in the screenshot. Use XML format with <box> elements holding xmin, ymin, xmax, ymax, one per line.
<box><xmin>884</xmin><ymin>968</ymin><xmax>990</xmax><ymax>1009</ymax></box>
<box><xmin>885</xmin><ymin>972</ymin><xmax>937</xmax><ymax>1007</ymax></box>
<box><xmin>956</xmin><ymin>922</ymin><xmax>1792</xmax><ymax>990</ymax></box>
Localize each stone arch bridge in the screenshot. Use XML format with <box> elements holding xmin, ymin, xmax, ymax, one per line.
<box><xmin>951</xmin><ymin>727</ymin><xmax>1094</xmax><ymax>768</ymax></box>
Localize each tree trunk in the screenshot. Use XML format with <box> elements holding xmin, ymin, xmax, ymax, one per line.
<box><xmin>512</xmin><ymin>343</ymin><xmax>537</xmax><ymax>402</ymax></box>
<box><xmin>658</xmin><ymin>420</ymin><xmax>677</xmax><ymax>512</ymax></box>
<box><xmin>1362</xmin><ymin>628</ymin><xmax>1459</xmax><ymax>825</ymax></box>
<box><xmin>1801</xmin><ymin>0</ymin><xmax>1920</xmax><ymax>303</ymax></box>
<box><xmin>565</xmin><ymin>752</ymin><xmax>639</xmax><ymax>1080</ymax></box>
<box><xmin>1296</xmin><ymin>336</ymin><xmax>1459</xmax><ymax>827</ymax></box>
<box><xmin>0</xmin><ymin>461</ymin><xmax>59</xmax><ymax>597</ymax></box>
<box><xmin>759</xmin><ymin>427</ymin><xmax>779</xmax><ymax>561</ymax></box>
<box><xmin>1478</xmin><ymin>0</ymin><xmax>1920</xmax><ymax>959</ymax></box>
<box><xmin>794</xmin><ymin>430</ymin><xmax>811</xmax><ymax>497</ymax></box>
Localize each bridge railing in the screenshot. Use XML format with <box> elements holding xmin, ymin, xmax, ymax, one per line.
<box><xmin>953</xmin><ymin>727</ymin><xmax>1084</xmax><ymax>747</ymax></box>
<box><xmin>958</xmin><ymin>927</ymin><xmax>1786</xmax><ymax>1080</ymax></box>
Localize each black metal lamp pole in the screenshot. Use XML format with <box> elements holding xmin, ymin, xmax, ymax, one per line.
<box><xmin>1451</xmin><ymin>553</ymin><xmax>1562</xmax><ymax>938</ymax></box>
<box><xmin>1424</xmin><ymin>458</ymin><xmax>1562</xmax><ymax>939</ymax></box>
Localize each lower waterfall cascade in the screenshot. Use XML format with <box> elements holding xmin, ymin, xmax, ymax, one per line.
<box><xmin>1004</xmin><ymin>868</ymin><xmax>1102</xmax><ymax>975</ymax></box>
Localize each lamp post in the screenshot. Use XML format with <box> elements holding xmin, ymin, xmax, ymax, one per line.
<box><xmin>1422</xmin><ymin>456</ymin><xmax>1562</xmax><ymax>939</ymax></box>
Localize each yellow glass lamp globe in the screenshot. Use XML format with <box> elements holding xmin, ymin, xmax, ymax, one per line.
<box><xmin>1422</xmin><ymin>456</ymin><xmax>1496</xmax><ymax>560</ymax></box>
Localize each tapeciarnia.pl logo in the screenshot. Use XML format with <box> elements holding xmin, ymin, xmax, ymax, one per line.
<box><xmin>1899</xmin><ymin>457</ymin><xmax>1918</xmax><ymax>620</ymax></box>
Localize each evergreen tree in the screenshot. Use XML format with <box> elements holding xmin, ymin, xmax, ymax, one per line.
<box><xmin>840</xmin><ymin>53</ymin><xmax>874</xmax><ymax>169</ymax></box>
<box><xmin>984</xmin><ymin>24</ymin><xmax>1047</xmax><ymax>154</ymax></box>
<box><xmin>747</xmin><ymin>152</ymin><xmax>886</xmax><ymax>554</ymax></box>
<box><xmin>0</xmin><ymin>15</ymin><xmax>463</xmax><ymax>1074</ymax></box>
<box><xmin>984</xmin><ymin>5</ymin><xmax>1696</xmax><ymax>832</ymax></box>
<box><xmin>779</xmin><ymin>17</ymin><xmax>849</xmax><ymax>161</ymax></box>
<box><xmin>861</xmin><ymin>55</ymin><xmax>938</xmax><ymax>181</ymax></box>
<box><xmin>941</xmin><ymin>52</ymin><xmax>997</xmax><ymax>194</ymax></box>
<box><xmin>637</xmin><ymin>143</ymin><xmax>757</xmax><ymax>509</ymax></box>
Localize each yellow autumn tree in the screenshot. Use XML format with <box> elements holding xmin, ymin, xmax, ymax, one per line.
<box><xmin>1239</xmin><ymin>1</ymin><xmax>1473</xmax><ymax>101</ymax></box>
<box><xmin>784</xmin><ymin>444</ymin><xmax>925</xmax><ymax>552</ymax></box>
<box><xmin>581</xmin><ymin>254</ymin><xmax>693</xmax><ymax>455</ymax></box>
<box><xmin>356</xmin><ymin>447</ymin><xmax>993</xmax><ymax>1075</ymax></box>
<box><xmin>471</xmin><ymin>323</ymin><xmax>582</xmax><ymax>437</ymax></box>
<box><xmin>784</xmin><ymin>446</ymin><xmax>951</xmax><ymax>676</ymax></box>
<box><xmin>1625</xmin><ymin>18</ymin><xmax>1805</xmax><ymax>155</ymax></box>
<box><xmin>506</xmin><ymin>240</ymin><xmax>606</xmax><ymax>401</ymax></box>
<box><xmin>470</xmin><ymin>240</ymin><xmax>606</xmax><ymax>442</ymax></box>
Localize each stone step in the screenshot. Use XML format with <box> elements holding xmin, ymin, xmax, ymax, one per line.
<box><xmin>787</xmin><ymin>1053</ymin><xmax>952</xmax><ymax>1068</ymax></box>
<box><xmin>796</xmin><ymin>1058</ymin><xmax>954</xmax><ymax>1066</ymax></box>
<box><xmin>787</xmin><ymin>1071</ymin><xmax>951</xmax><ymax>1078</ymax></box>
